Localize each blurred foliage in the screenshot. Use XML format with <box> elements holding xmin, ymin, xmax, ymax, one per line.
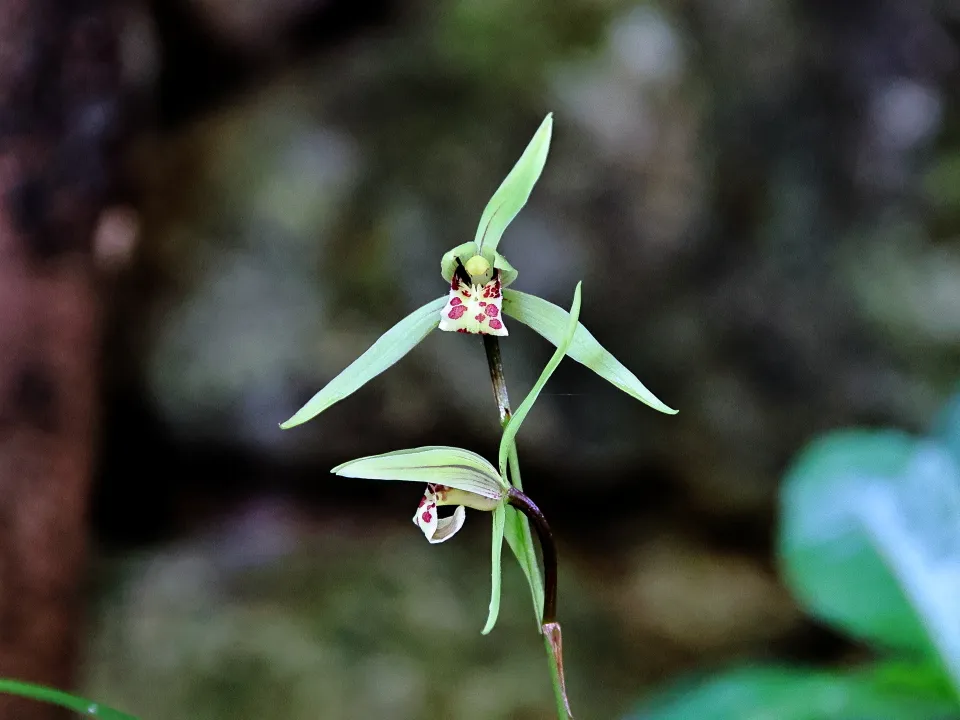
<box><xmin>629</xmin><ymin>664</ymin><xmax>957</xmax><ymax>720</ymax></box>
<box><xmin>87</xmin><ymin>0</ymin><xmax>960</xmax><ymax>717</ymax></box>
<box><xmin>629</xmin><ymin>391</ymin><xmax>960</xmax><ymax>719</ymax></box>
<box><xmin>83</xmin><ymin>515</ymin><xmax>637</xmax><ymax>719</ymax></box>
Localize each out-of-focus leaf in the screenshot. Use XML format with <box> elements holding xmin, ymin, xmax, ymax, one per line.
<box><xmin>502</xmin><ymin>289</ymin><xmax>676</xmax><ymax>414</ymax></box>
<box><xmin>780</xmin><ymin>431</ymin><xmax>922</xmax><ymax>649</ymax></box>
<box><xmin>780</xmin><ymin>430</ymin><xmax>960</xmax><ymax>690</ymax></box>
<box><xmin>281</xmin><ymin>296</ymin><xmax>447</xmax><ymax>428</ymax></box>
<box><xmin>474</xmin><ymin>114</ymin><xmax>553</xmax><ymax>253</ymax></box>
<box><xmin>498</xmin><ymin>282</ymin><xmax>581</xmax><ymax>477</ymax></box>
<box><xmin>932</xmin><ymin>388</ymin><xmax>960</xmax><ymax>468</ymax></box>
<box><xmin>626</xmin><ymin>663</ymin><xmax>958</xmax><ymax>720</ymax></box>
<box><xmin>482</xmin><ymin>502</ymin><xmax>507</xmax><ymax>635</ymax></box>
<box><xmin>0</xmin><ymin>679</ymin><xmax>138</xmax><ymax>719</ymax></box>
<box><xmin>332</xmin><ymin>446</ymin><xmax>507</xmax><ymax>498</ymax></box>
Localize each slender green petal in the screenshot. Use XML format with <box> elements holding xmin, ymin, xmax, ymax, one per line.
<box><xmin>281</xmin><ymin>296</ymin><xmax>447</xmax><ymax>428</ymax></box>
<box><xmin>332</xmin><ymin>445</ymin><xmax>508</xmax><ymax>497</ymax></box>
<box><xmin>498</xmin><ymin>283</ymin><xmax>582</xmax><ymax>477</ymax></box>
<box><xmin>482</xmin><ymin>502</ymin><xmax>507</xmax><ymax>634</ymax></box>
<box><xmin>475</xmin><ymin>114</ymin><xmax>553</xmax><ymax>253</ymax></box>
<box><xmin>502</xmin><ymin>289</ymin><xmax>677</xmax><ymax>415</ymax></box>
<box><xmin>502</xmin><ymin>444</ymin><xmax>546</xmax><ymax>626</ymax></box>
<box><xmin>504</xmin><ymin>503</ymin><xmax>544</xmax><ymax>622</ymax></box>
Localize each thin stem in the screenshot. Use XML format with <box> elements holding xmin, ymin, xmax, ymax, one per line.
<box><xmin>482</xmin><ymin>334</ymin><xmax>511</xmax><ymax>427</ymax></box>
<box><xmin>543</xmin><ymin>623</ymin><xmax>573</xmax><ymax>719</ymax></box>
<box><xmin>481</xmin><ymin>333</ymin><xmax>572</xmax><ymax>718</ymax></box>
<box><xmin>507</xmin><ymin>488</ymin><xmax>557</xmax><ymax>624</ymax></box>
<box><xmin>483</xmin><ymin>334</ymin><xmax>544</xmax><ymax>616</ymax></box>
<box><xmin>483</xmin><ymin>335</ymin><xmax>544</xmax><ymax>614</ymax></box>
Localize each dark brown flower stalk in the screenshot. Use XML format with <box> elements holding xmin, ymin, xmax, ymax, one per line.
<box><xmin>506</xmin><ymin>487</ymin><xmax>557</xmax><ymax>624</ymax></box>
<box><xmin>481</xmin><ymin>333</ymin><xmax>572</xmax><ymax>718</ymax></box>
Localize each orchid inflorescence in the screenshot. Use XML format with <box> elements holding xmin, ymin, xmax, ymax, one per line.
<box><xmin>282</xmin><ymin>113</ymin><xmax>676</xmax><ymax>717</ymax></box>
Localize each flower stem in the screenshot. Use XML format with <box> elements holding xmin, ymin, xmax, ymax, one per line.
<box><xmin>481</xmin><ymin>335</ymin><xmax>573</xmax><ymax>718</ymax></box>
<box><xmin>482</xmin><ymin>334</ymin><xmax>512</xmax><ymax>427</ymax></box>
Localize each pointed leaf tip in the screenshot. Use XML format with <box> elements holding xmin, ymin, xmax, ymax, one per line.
<box><xmin>498</xmin><ymin>283</ymin><xmax>582</xmax><ymax>477</ymax></box>
<box><xmin>280</xmin><ymin>296</ymin><xmax>448</xmax><ymax>429</ymax></box>
<box><xmin>482</xmin><ymin>502</ymin><xmax>507</xmax><ymax>634</ymax></box>
<box><xmin>502</xmin><ymin>289</ymin><xmax>677</xmax><ymax>415</ymax></box>
<box><xmin>475</xmin><ymin>113</ymin><xmax>554</xmax><ymax>254</ymax></box>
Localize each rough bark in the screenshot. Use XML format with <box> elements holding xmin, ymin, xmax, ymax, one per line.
<box><xmin>0</xmin><ymin>1</ymin><xmax>119</xmax><ymax>718</ymax></box>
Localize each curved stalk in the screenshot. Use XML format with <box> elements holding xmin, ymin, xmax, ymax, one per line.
<box><xmin>506</xmin><ymin>487</ymin><xmax>557</xmax><ymax>624</ymax></box>
<box><xmin>481</xmin><ymin>334</ymin><xmax>573</xmax><ymax>719</ymax></box>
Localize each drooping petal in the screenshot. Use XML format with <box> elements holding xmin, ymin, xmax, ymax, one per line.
<box><xmin>432</xmin><ymin>508</ymin><xmax>465</xmax><ymax>542</ymax></box>
<box><xmin>413</xmin><ymin>485</ymin><xmax>467</xmax><ymax>544</ymax></box>
<box><xmin>498</xmin><ymin>283</ymin><xmax>582</xmax><ymax>477</ymax></box>
<box><xmin>502</xmin><ymin>288</ymin><xmax>677</xmax><ymax>415</ymax></box>
<box><xmin>474</xmin><ymin>114</ymin><xmax>553</xmax><ymax>254</ymax></box>
<box><xmin>281</xmin><ymin>296</ymin><xmax>448</xmax><ymax>428</ymax></box>
<box><xmin>438</xmin><ymin>274</ymin><xmax>508</xmax><ymax>336</ymax></box>
<box><xmin>481</xmin><ymin>502</ymin><xmax>507</xmax><ymax>634</ymax></box>
<box><xmin>332</xmin><ymin>445</ymin><xmax>508</xmax><ymax>497</ymax></box>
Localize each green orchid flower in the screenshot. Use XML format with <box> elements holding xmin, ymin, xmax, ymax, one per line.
<box><xmin>280</xmin><ymin>113</ymin><xmax>676</xmax><ymax>430</ymax></box>
<box><xmin>333</xmin><ymin>445</ymin><xmax>510</xmax><ymax>633</ymax></box>
<box><xmin>332</xmin><ymin>282</ymin><xmax>583</xmax><ymax>635</ymax></box>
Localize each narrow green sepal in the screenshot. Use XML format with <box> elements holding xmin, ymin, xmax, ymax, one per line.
<box><xmin>502</xmin><ymin>289</ymin><xmax>677</xmax><ymax>415</ymax></box>
<box><xmin>498</xmin><ymin>283</ymin><xmax>582</xmax><ymax>477</ymax></box>
<box><xmin>281</xmin><ymin>296</ymin><xmax>447</xmax><ymax>428</ymax></box>
<box><xmin>481</xmin><ymin>501</ymin><xmax>507</xmax><ymax>634</ymax></box>
<box><xmin>475</xmin><ymin>113</ymin><xmax>553</xmax><ymax>253</ymax></box>
<box><xmin>504</xmin><ymin>501</ymin><xmax>544</xmax><ymax>623</ymax></box>
<box><xmin>332</xmin><ymin>445</ymin><xmax>508</xmax><ymax>497</ymax></box>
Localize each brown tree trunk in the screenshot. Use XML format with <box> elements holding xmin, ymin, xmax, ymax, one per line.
<box><xmin>0</xmin><ymin>1</ymin><xmax>120</xmax><ymax>718</ymax></box>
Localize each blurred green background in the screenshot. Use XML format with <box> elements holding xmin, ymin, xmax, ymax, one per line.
<box><xmin>82</xmin><ymin>0</ymin><xmax>960</xmax><ymax>717</ymax></box>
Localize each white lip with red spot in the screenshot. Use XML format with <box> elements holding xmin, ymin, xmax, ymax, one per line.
<box><xmin>438</xmin><ymin>274</ymin><xmax>508</xmax><ymax>336</ymax></box>
<box><xmin>412</xmin><ymin>482</ymin><xmax>501</xmax><ymax>544</ymax></box>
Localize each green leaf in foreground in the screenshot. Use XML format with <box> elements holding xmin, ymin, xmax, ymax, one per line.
<box><xmin>932</xmin><ymin>388</ymin><xmax>960</xmax><ymax>468</ymax></box>
<box><xmin>0</xmin><ymin>679</ymin><xmax>137</xmax><ymax>719</ymax></box>
<box><xmin>281</xmin><ymin>296</ymin><xmax>447</xmax><ymax>428</ymax></box>
<box><xmin>779</xmin><ymin>430</ymin><xmax>960</xmax><ymax>691</ymax></box>
<box><xmin>626</xmin><ymin>663</ymin><xmax>957</xmax><ymax>720</ymax></box>
<box><xmin>502</xmin><ymin>289</ymin><xmax>676</xmax><ymax>415</ymax></box>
